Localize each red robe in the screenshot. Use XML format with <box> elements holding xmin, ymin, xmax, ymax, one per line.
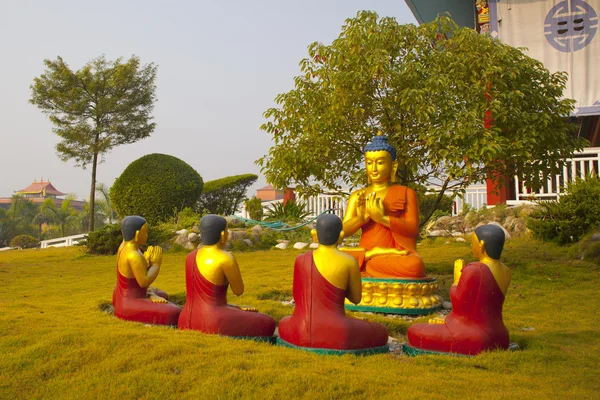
<box><xmin>112</xmin><ymin>268</ymin><xmax>181</xmax><ymax>326</ymax></box>
<box><xmin>407</xmin><ymin>262</ymin><xmax>509</xmax><ymax>355</ymax></box>
<box><xmin>278</xmin><ymin>251</ymin><xmax>388</xmax><ymax>350</ymax></box>
<box><xmin>178</xmin><ymin>250</ymin><xmax>275</xmax><ymax>337</ymax></box>
<box><xmin>344</xmin><ymin>185</ymin><xmax>425</xmax><ymax>278</ymax></box>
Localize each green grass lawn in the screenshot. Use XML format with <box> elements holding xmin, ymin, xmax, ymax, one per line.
<box><xmin>1</xmin><ymin>238</ymin><xmax>599</xmax><ymax>399</ymax></box>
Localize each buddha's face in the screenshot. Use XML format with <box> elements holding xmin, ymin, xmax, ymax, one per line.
<box><xmin>365</xmin><ymin>150</ymin><xmax>394</xmax><ymax>184</ymax></box>
<box><xmin>137</xmin><ymin>223</ymin><xmax>149</xmax><ymax>245</ymax></box>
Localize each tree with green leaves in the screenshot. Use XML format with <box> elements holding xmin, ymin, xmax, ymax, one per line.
<box><xmin>39</xmin><ymin>196</ymin><xmax>78</xmax><ymax>237</ymax></box>
<box><xmin>95</xmin><ymin>182</ymin><xmax>117</xmax><ymax>224</ymax></box>
<box><xmin>258</xmin><ymin>12</ymin><xmax>584</xmax><ymax>224</ymax></box>
<box><xmin>196</xmin><ymin>174</ymin><xmax>258</xmax><ymax>216</ymax></box>
<box><xmin>30</xmin><ymin>55</ymin><xmax>158</xmax><ymax>231</ymax></box>
<box><xmin>0</xmin><ymin>196</ymin><xmax>39</xmax><ymax>244</ymax></box>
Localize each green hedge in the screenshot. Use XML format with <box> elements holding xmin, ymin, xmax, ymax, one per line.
<box><xmin>196</xmin><ymin>174</ymin><xmax>257</xmax><ymax>215</ymax></box>
<box><xmin>10</xmin><ymin>234</ymin><xmax>40</xmax><ymax>249</ymax></box>
<box><xmin>111</xmin><ymin>153</ymin><xmax>203</xmax><ymax>225</ymax></box>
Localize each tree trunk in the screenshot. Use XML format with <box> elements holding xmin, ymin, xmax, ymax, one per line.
<box><xmin>89</xmin><ymin>152</ymin><xmax>98</xmax><ymax>232</ymax></box>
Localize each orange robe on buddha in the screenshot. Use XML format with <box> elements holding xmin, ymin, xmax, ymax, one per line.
<box><xmin>346</xmin><ymin>185</ymin><xmax>425</xmax><ymax>278</ymax></box>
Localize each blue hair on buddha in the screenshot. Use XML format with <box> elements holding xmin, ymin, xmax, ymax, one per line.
<box><xmin>364</xmin><ymin>135</ymin><xmax>397</xmax><ymax>161</ymax></box>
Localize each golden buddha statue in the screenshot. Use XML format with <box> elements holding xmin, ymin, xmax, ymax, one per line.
<box><xmin>341</xmin><ymin>134</ymin><xmax>425</xmax><ymax>279</ymax></box>
<box><xmin>112</xmin><ymin>216</ymin><xmax>181</xmax><ymax>326</ymax></box>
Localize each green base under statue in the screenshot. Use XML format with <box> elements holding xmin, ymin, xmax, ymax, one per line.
<box><xmin>344</xmin><ymin>277</ymin><xmax>443</xmax><ymax>315</ymax></box>
<box><xmin>276</xmin><ymin>337</ymin><xmax>389</xmax><ymax>356</ymax></box>
<box><xmin>402</xmin><ymin>343</ymin><xmax>470</xmax><ymax>357</ymax></box>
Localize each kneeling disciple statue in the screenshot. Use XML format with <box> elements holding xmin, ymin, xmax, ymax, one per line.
<box><xmin>340</xmin><ymin>133</ymin><xmax>442</xmax><ymax>314</ymax></box>
<box><xmin>404</xmin><ymin>224</ymin><xmax>511</xmax><ymax>356</ymax></box>
<box><xmin>277</xmin><ymin>214</ymin><xmax>389</xmax><ymax>355</ymax></box>
<box><xmin>178</xmin><ymin>215</ymin><xmax>276</xmax><ymax>339</ymax></box>
<box><xmin>113</xmin><ymin>216</ymin><xmax>182</xmax><ymax>326</ymax></box>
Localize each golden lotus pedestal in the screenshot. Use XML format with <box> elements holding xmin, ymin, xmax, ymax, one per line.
<box><xmin>345</xmin><ymin>277</ymin><xmax>443</xmax><ymax>315</ymax></box>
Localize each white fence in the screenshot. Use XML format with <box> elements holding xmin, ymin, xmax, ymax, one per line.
<box><xmin>511</xmin><ymin>147</ymin><xmax>600</xmax><ymax>203</ymax></box>
<box><xmin>40</xmin><ymin>234</ymin><xmax>88</xmax><ymax>249</ymax></box>
<box><xmin>452</xmin><ymin>184</ymin><xmax>488</xmax><ymax>215</ymax></box>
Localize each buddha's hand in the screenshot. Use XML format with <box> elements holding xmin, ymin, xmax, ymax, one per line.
<box><xmin>453</xmin><ymin>259</ymin><xmax>465</xmax><ymax>285</ymax></box>
<box><xmin>148</xmin><ymin>292</ymin><xmax>168</xmax><ymax>303</ymax></box>
<box><xmin>144</xmin><ymin>246</ymin><xmax>154</xmax><ymax>265</ymax></box>
<box><xmin>149</xmin><ymin>246</ymin><xmax>163</xmax><ymax>267</ymax></box>
<box><xmin>356</xmin><ymin>191</ymin><xmax>370</xmax><ymax>224</ymax></box>
<box><xmin>365</xmin><ymin>192</ymin><xmax>385</xmax><ymax>223</ymax></box>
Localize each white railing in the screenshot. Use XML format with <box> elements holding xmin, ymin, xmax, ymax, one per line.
<box><xmin>511</xmin><ymin>147</ymin><xmax>600</xmax><ymax>204</ymax></box>
<box><xmin>40</xmin><ymin>233</ymin><xmax>88</xmax><ymax>249</ymax></box>
<box><xmin>452</xmin><ymin>184</ymin><xmax>488</xmax><ymax>215</ymax></box>
<box><xmin>301</xmin><ymin>193</ymin><xmax>347</xmax><ymax>219</ymax></box>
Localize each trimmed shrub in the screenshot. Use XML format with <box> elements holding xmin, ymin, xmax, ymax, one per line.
<box><xmin>245</xmin><ymin>196</ymin><xmax>264</xmax><ymax>221</ymax></box>
<box><xmin>111</xmin><ymin>154</ymin><xmax>203</xmax><ymax>225</ymax></box>
<box><xmin>10</xmin><ymin>235</ymin><xmax>40</xmax><ymax>249</ymax></box>
<box><xmin>527</xmin><ymin>175</ymin><xmax>600</xmax><ymax>245</ymax></box>
<box><xmin>196</xmin><ymin>174</ymin><xmax>258</xmax><ymax>216</ymax></box>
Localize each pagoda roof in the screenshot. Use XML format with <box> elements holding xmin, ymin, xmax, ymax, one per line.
<box><xmin>16</xmin><ymin>181</ymin><xmax>65</xmax><ymax>196</ymax></box>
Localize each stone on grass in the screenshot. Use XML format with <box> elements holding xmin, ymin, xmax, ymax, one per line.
<box><xmin>250</xmin><ymin>225</ymin><xmax>263</xmax><ymax>234</ymax></box>
<box><xmin>455</xmin><ymin>237</ymin><xmax>467</xmax><ymax>243</ymax></box>
<box><xmin>275</xmin><ymin>242</ymin><xmax>289</xmax><ymax>250</ymax></box>
<box><xmin>175</xmin><ymin>229</ymin><xmax>188</xmax><ymax>236</ymax></box>
<box><xmin>188</xmin><ymin>232</ymin><xmax>199</xmax><ymax>242</ymax></box>
<box><xmin>293</xmin><ymin>242</ymin><xmax>309</xmax><ymax>249</ymax></box>
<box><xmin>184</xmin><ymin>242</ymin><xmax>195</xmax><ymax>250</ymax></box>
<box><xmin>175</xmin><ymin>234</ymin><xmax>189</xmax><ymax>247</ymax></box>
<box><xmin>243</xmin><ymin>239</ymin><xmax>254</xmax><ymax>247</ymax></box>
<box><xmin>309</xmin><ymin>242</ymin><xmax>319</xmax><ymax>249</ymax></box>
<box><xmin>442</xmin><ymin>301</ymin><xmax>452</xmax><ymax>310</ymax></box>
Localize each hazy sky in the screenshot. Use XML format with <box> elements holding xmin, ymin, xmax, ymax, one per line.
<box><xmin>0</xmin><ymin>0</ymin><xmax>416</xmax><ymax>201</ymax></box>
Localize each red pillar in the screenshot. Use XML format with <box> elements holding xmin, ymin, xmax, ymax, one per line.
<box><xmin>486</xmin><ymin>177</ymin><xmax>509</xmax><ymax>206</ymax></box>
<box><xmin>283</xmin><ymin>188</ymin><xmax>296</xmax><ymax>205</ymax></box>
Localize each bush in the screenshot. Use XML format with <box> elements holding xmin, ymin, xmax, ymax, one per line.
<box><xmin>83</xmin><ymin>224</ymin><xmax>122</xmax><ymax>255</ymax></box>
<box><xmin>111</xmin><ymin>153</ymin><xmax>203</xmax><ymax>225</ymax></box>
<box><xmin>196</xmin><ymin>174</ymin><xmax>257</xmax><ymax>215</ymax></box>
<box><xmin>264</xmin><ymin>200</ymin><xmax>311</xmax><ymax>222</ymax></box>
<box><xmin>176</xmin><ymin>207</ymin><xmax>201</xmax><ymax>230</ymax></box>
<box><xmin>10</xmin><ymin>235</ymin><xmax>40</xmax><ymax>249</ymax></box>
<box><xmin>83</xmin><ymin>221</ymin><xmax>176</xmax><ymax>255</ymax></box>
<box><xmin>527</xmin><ymin>175</ymin><xmax>600</xmax><ymax>245</ymax></box>
<box><xmin>245</xmin><ymin>196</ymin><xmax>264</xmax><ymax>221</ymax></box>
<box><xmin>419</xmin><ymin>193</ymin><xmax>453</xmax><ymax>225</ymax></box>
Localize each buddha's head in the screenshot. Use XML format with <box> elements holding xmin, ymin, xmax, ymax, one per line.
<box><xmin>363</xmin><ymin>134</ymin><xmax>398</xmax><ymax>184</ymax></box>
<box><xmin>200</xmin><ymin>214</ymin><xmax>229</xmax><ymax>246</ymax></box>
<box><xmin>121</xmin><ymin>215</ymin><xmax>148</xmax><ymax>245</ymax></box>
<box><xmin>472</xmin><ymin>225</ymin><xmax>505</xmax><ymax>261</ymax></box>
<box><xmin>312</xmin><ymin>213</ymin><xmax>344</xmax><ymax>246</ymax></box>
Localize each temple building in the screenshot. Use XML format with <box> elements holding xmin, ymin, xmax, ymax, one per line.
<box><xmin>0</xmin><ymin>179</ymin><xmax>84</xmax><ymax>210</ymax></box>
<box><xmin>405</xmin><ymin>0</ymin><xmax>600</xmax><ymax>206</ymax></box>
